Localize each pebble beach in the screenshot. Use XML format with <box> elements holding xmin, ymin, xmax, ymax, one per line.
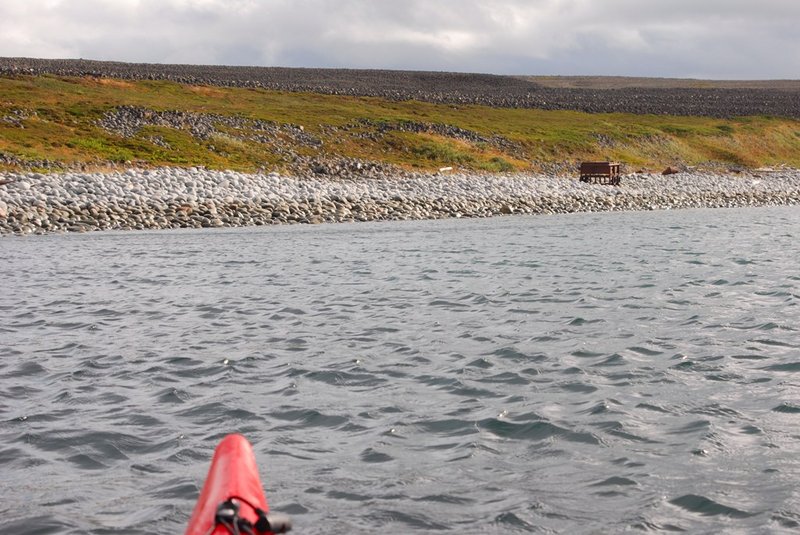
<box><xmin>2</xmin><ymin>168</ymin><xmax>799</xmax><ymax>235</ymax></box>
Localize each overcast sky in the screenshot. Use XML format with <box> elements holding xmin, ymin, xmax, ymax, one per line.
<box><xmin>1</xmin><ymin>0</ymin><xmax>798</xmax><ymax>79</ymax></box>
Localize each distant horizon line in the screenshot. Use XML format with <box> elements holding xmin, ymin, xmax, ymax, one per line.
<box><xmin>2</xmin><ymin>56</ymin><xmax>798</xmax><ymax>83</ymax></box>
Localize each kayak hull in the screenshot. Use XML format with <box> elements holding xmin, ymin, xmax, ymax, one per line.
<box><xmin>185</xmin><ymin>434</ymin><xmax>269</xmax><ymax>535</ymax></box>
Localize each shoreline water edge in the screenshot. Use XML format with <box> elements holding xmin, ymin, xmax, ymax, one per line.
<box><xmin>1</xmin><ymin>167</ymin><xmax>800</xmax><ymax>236</ymax></box>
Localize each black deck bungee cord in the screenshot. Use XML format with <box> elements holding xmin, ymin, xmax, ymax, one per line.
<box><xmin>205</xmin><ymin>496</ymin><xmax>292</xmax><ymax>535</ymax></box>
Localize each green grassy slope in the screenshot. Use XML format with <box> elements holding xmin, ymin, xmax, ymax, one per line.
<box><xmin>2</xmin><ymin>75</ymin><xmax>800</xmax><ymax>173</ymax></box>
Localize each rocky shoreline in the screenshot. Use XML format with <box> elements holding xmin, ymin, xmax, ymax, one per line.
<box><xmin>2</xmin><ymin>168</ymin><xmax>799</xmax><ymax>236</ymax></box>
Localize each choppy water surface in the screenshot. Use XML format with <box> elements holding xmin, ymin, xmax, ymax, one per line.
<box><xmin>2</xmin><ymin>206</ymin><xmax>800</xmax><ymax>534</ymax></box>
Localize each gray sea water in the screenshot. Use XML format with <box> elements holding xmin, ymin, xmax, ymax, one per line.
<box><xmin>2</xmin><ymin>206</ymin><xmax>799</xmax><ymax>534</ymax></box>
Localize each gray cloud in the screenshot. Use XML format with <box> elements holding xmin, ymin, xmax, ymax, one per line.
<box><xmin>1</xmin><ymin>0</ymin><xmax>798</xmax><ymax>78</ymax></box>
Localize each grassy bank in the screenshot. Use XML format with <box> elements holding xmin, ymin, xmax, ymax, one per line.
<box><xmin>2</xmin><ymin>74</ymin><xmax>800</xmax><ymax>173</ymax></box>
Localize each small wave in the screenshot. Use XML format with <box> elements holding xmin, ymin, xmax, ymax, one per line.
<box><xmin>2</xmin><ymin>516</ymin><xmax>71</xmax><ymax>535</ymax></box>
<box><xmin>66</xmin><ymin>452</ymin><xmax>109</xmax><ymax>470</ymax></box>
<box><xmin>151</xmin><ymin>478</ymin><xmax>199</xmax><ymax>500</ymax></box>
<box><xmin>493</xmin><ymin>511</ymin><xmax>538</xmax><ymax>531</ymax></box>
<box><xmin>47</xmin><ymin>320</ymin><xmax>95</xmax><ymax>330</ymax></box>
<box><xmin>360</xmin><ymin>448</ymin><xmax>394</xmax><ymax>463</ymax></box>
<box><xmin>416</xmin><ymin>375</ymin><xmax>503</xmax><ymax>398</ymax></box>
<box><xmin>570</xmin><ymin>349</ymin><xmax>605</xmax><ymax>359</ymax></box>
<box><xmin>326</xmin><ymin>489</ymin><xmax>373</xmax><ymax>502</ymax></box>
<box><xmin>762</xmin><ymin>361</ymin><xmax>800</xmax><ymax>372</ymax></box>
<box><xmin>560</xmin><ymin>382</ymin><xmax>598</xmax><ymax>394</ymax></box>
<box><xmin>428</xmin><ymin>299</ymin><xmax>470</xmax><ymax>308</ymax></box>
<box><xmin>750</xmin><ymin>338</ymin><xmax>796</xmax><ymax>348</ymax></box>
<box><xmin>177</xmin><ymin>402</ymin><xmax>262</xmax><ymax>425</ymax></box>
<box><xmin>491</xmin><ymin>347</ymin><xmax>547</xmax><ymax>363</ymax></box>
<box><xmin>689</xmin><ymin>404</ymin><xmax>741</xmax><ymax>418</ymax></box>
<box><xmin>476</xmin><ymin>372</ymin><xmax>530</xmax><ymax>386</ymax></box>
<box><xmin>578</xmin><ymin>401</ymin><xmax>615</xmax><ymax>415</ymax></box>
<box><xmin>413</xmin><ymin>494</ymin><xmax>474</xmax><ymax>505</ymax></box>
<box><xmin>88</xmin><ymin>307</ymin><xmax>125</xmax><ymax>317</ymax></box>
<box><xmin>636</xmin><ymin>403</ymin><xmax>673</xmax><ymax>414</ymax></box>
<box><xmin>465</xmin><ymin>357</ymin><xmax>493</xmax><ymax>369</ymax></box>
<box><xmin>568</xmin><ymin>317</ymin><xmax>605</xmax><ymax>326</ymax></box>
<box><xmin>771</xmin><ymin>511</ymin><xmax>800</xmax><ymax>529</ymax></box>
<box><xmin>669</xmin><ymin>494</ymin><xmax>757</xmax><ymax>518</ymax></box>
<box><xmin>590</xmin><ymin>476</ymin><xmax>638</xmax><ymax>487</ymax></box>
<box><xmin>627</xmin><ymin>345</ymin><xmax>664</xmax><ymax>356</ymax></box>
<box><xmin>772</xmin><ymin>403</ymin><xmax>800</xmax><ymax>413</ymax></box>
<box><xmin>593</xmin><ymin>353</ymin><xmax>626</xmax><ymax>367</ymax></box>
<box><xmin>271</xmin><ymin>408</ymin><xmax>349</xmax><ymax>429</ymax></box>
<box><xmin>305</xmin><ymin>369</ymin><xmax>388</xmax><ymax>388</ymax></box>
<box><xmin>595</xmin><ymin>421</ymin><xmax>661</xmax><ymax>444</ymax></box>
<box><xmin>278</xmin><ymin>307</ymin><xmax>307</xmax><ymax>315</ymax></box>
<box><xmin>478</xmin><ymin>417</ymin><xmax>601</xmax><ymax>444</ymax></box>
<box><xmin>730</xmin><ymin>353</ymin><xmax>769</xmax><ymax>361</ymax></box>
<box><xmin>156</xmin><ymin>387</ymin><xmax>192</xmax><ymax>404</ymax></box>
<box><xmin>4</xmin><ymin>361</ymin><xmax>47</xmax><ymax>378</ymax></box>
<box><xmin>417</xmin><ymin>418</ymin><xmax>476</xmax><ymax>437</ymax></box>
<box><xmin>366</xmin><ymin>509</ymin><xmax>449</xmax><ymax>531</ymax></box>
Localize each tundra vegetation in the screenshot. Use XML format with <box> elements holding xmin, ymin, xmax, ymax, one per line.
<box><xmin>1</xmin><ymin>74</ymin><xmax>800</xmax><ymax>174</ymax></box>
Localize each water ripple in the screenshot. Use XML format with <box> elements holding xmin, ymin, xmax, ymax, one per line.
<box><xmin>1</xmin><ymin>206</ymin><xmax>799</xmax><ymax>533</ymax></box>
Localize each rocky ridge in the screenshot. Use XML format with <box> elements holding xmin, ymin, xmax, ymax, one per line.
<box><xmin>3</xmin><ymin>57</ymin><xmax>800</xmax><ymax>119</ymax></box>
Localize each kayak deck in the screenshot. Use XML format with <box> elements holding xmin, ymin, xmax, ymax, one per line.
<box><xmin>185</xmin><ymin>434</ymin><xmax>291</xmax><ymax>535</ymax></box>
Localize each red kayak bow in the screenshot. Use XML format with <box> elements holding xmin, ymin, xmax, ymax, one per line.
<box><xmin>185</xmin><ymin>434</ymin><xmax>291</xmax><ymax>535</ymax></box>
